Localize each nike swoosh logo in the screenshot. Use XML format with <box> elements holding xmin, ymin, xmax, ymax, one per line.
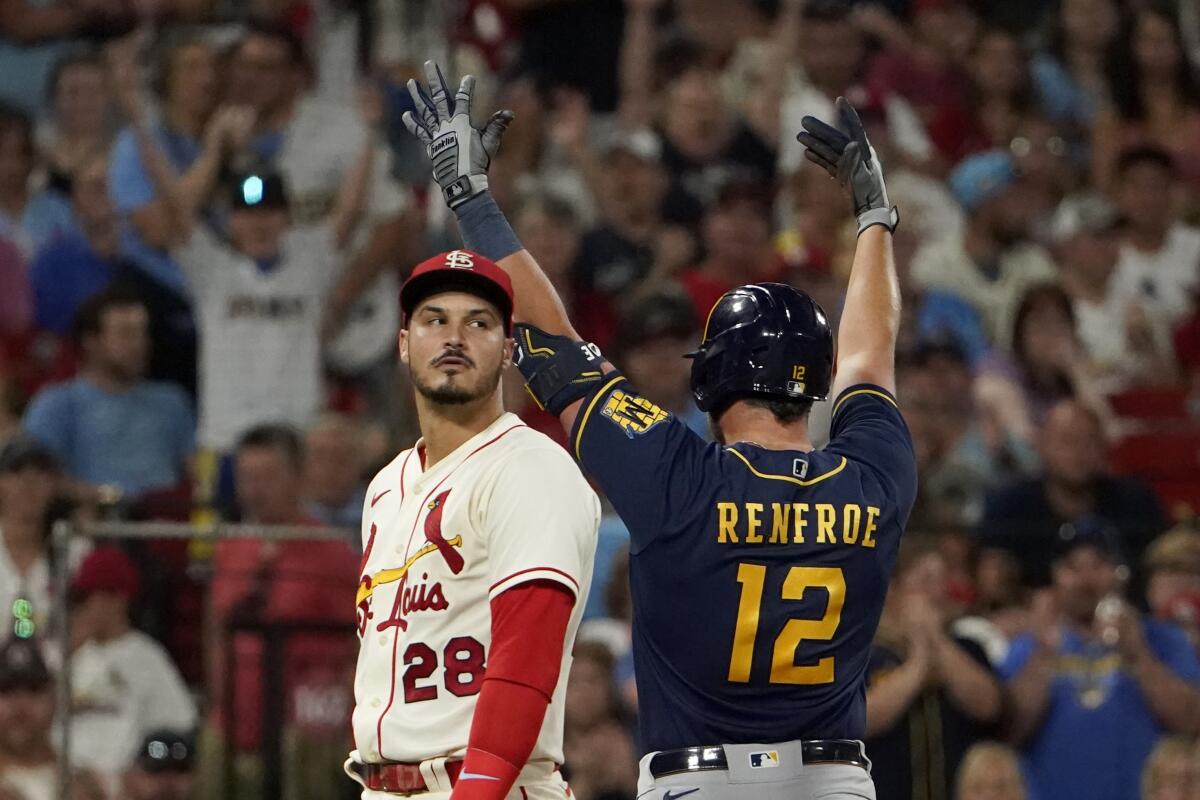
<box><xmin>663</xmin><ymin>790</ymin><xmax>700</xmax><ymax>800</ymax></box>
<box><xmin>370</xmin><ymin>489</ymin><xmax>392</xmax><ymax>507</ymax></box>
<box><xmin>458</xmin><ymin>772</ymin><xmax>500</xmax><ymax>781</ymax></box>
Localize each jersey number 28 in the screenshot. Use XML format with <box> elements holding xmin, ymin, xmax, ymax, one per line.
<box><xmin>727</xmin><ymin>564</ymin><xmax>845</xmax><ymax>685</ymax></box>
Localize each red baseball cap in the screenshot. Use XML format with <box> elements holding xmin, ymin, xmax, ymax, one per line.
<box><xmin>400</xmin><ymin>250</ymin><xmax>515</xmax><ymax>333</ymax></box>
<box><xmin>71</xmin><ymin>546</ymin><xmax>141</xmax><ymax>603</ymax></box>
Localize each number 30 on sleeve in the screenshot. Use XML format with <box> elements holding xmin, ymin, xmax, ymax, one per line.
<box><xmin>728</xmin><ymin>564</ymin><xmax>846</xmax><ymax>685</ymax></box>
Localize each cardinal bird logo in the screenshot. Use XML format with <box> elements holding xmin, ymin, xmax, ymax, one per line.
<box><xmin>424</xmin><ymin>490</ymin><xmax>465</xmax><ymax>574</ymax></box>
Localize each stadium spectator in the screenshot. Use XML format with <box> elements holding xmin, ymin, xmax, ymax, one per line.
<box><xmin>563</xmin><ymin>640</ymin><xmax>637</xmax><ymax>800</ymax></box>
<box><xmin>301</xmin><ymin>413</ymin><xmax>365</xmax><ymax>530</ymax></box>
<box><xmin>619</xmin><ymin>26</ymin><xmax>776</xmax><ymax>228</ymax></box>
<box><xmin>0</xmin><ymin>436</ymin><xmax>85</xmax><ymax>644</ymax></box>
<box><xmin>1030</xmin><ymin>0</ymin><xmax>1120</xmax><ymax>129</ymax></box>
<box><xmin>107</xmin><ymin>36</ymin><xmax>218</xmax><ymax>297</ymax></box>
<box><xmin>900</xmin><ymin>341</ymin><xmax>1035</xmax><ymax>531</ymax></box>
<box><xmin>37</xmin><ymin>50</ymin><xmax>112</xmax><ymax>205</ymax></box>
<box><xmin>910</xmin><ymin>150</ymin><xmax>1056</xmax><ymax>346</ymax></box>
<box><xmin>1050</xmin><ymin>194</ymin><xmax>1176</xmax><ymax>391</ymax></box>
<box><xmin>1142</xmin><ymin>736</ymin><xmax>1200</xmax><ymax>800</ymax></box>
<box><xmin>28</xmin><ymin>151</ymin><xmax>120</xmax><ymax>335</ymax></box>
<box><xmin>0</xmin><ymin>637</ymin><xmax>56</xmax><ymax>800</ymax></box>
<box><xmin>609</xmin><ymin>287</ymin><xmax>705</xmax><ymax>436</ymax></box>
<box><xmin>1108</xmin><ymin>146</ymin><xmax>1200</xmax><ymax>330</ymax></box>
<box><xmin>512</xmin><ymin>193</ymin><xmax>583</xmax><ymax>314</ymax></box>
<box><xmin>122</xmin><ymin>729</ymin><xmax>196</xmax><ymax>800</ymax></box>
<box><xmin>1093</xmin><ymin>3</ymin><xmax>1200</xmax><ymax>192</ymax></box>
<box><xmin>1143</xmin><ymin>527</ymin><xmax>1200</xmax><ymax>650</ymax></box>
<box><xmin>23</xmin><ymin>287</ymin><xmax>194</xmax><ymax>498</ymax></box>
<box><xmin>678</xmin><ymin>177</ymin><xmax>779</xmax><ymax>319</ymax></box>
<box><xmin>927</xmin><ymin>27</ymin><xmax>1040</xmax><ymax>165</ymax></box>
<box><xmin>772</xmin><ymin>0</ymin><xmax>871</xmax><ymax>174</ymax></box>
<box><xmin>973</xmin><ymin>284</ymin><xmax>1107</xmax><ymax>450</ymax></box>
<box><xmin>863</xmin><ymin>0</ymin><xmax>977</xmax><ymax>127</ymax></box>
<box><xmin>66</xmin><ymin>546</ymin><xmax>196</xmax><ymax>792</ymax></box>
<box><xmin>865</xmin><ymin>536</ymin><xmax>1004</xmax><ymax>800</ymax></box>
<box><xmin>165</xmin><ymin>162</ymin><xmax>369</xmax><ymax>452</ymax></box>
<box><xmin>979</xmin><ymin>399</ymin><xmax>1166</xmax><ymax>588</ymax></box>
<box><xmin>0</xmin><ymin>104</ymin><xmax>74</xmax><ymax>256</ymax></box>
<box><xmin>222</xmin><ymin>23</ymin><xmax>410</xmax><ymax>374</ymax></box>
<box><xmin>204</xmin><ymin>424</ymin><xmax>358</xmax><ymax>800</ymax></box>
<box><xmin>1002</xmin><ymin>529</ymin><xmax>1200</xmax><ymax>800</ymax></box>
<box><xmin>954</xmin><ymin>741</ymin><xmax>1027</xmax><ymax>800</ymax></box>
<box><xmin>572</xmin><ymin>130</ymin><xmax>677</xmax><ymax>346</ymax></box>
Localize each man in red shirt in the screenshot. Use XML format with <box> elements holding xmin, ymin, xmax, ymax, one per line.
<box><xmin>202</xmin><ymin>423</ymin><xmax>359</xmax><ymax>800</ymax></box>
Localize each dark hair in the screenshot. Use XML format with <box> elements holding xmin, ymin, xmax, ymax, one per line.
<box><xmin>71</xmin><ymin>286</ymin><xmax>146</xmax><ymax>349</ymax></box>
<box><xmin>1115</xmin><ymin>143</ymin><xmax>1175</xmax><ymax>176</ymax></box>
<box><xmin>237</xmin><ymin>423</ymin><xmax>304</xmax><ymax>470</ymax></box>
<box><xmin>238</xmin><ymin>20</ymin><xmax>311</xmax><ymax>76</ymax></box>
<box><xmin>803</xmin><ymin>0</ymin><xmax>852</xmax><ymax>23</ymax></box>
<box><xmin>966</xmin><ymin>27</ymin><xmax>1036</xmax><ymax>116</ymax></box>
<box><xmin>1011</xmin><ymin>283</ymin><xmax>1077</xmax><ymax>401</ymax></box>
<box><xmin>1107</xmin><ymin>2</ymin><xmax>1200</xmax><ymax>122</ymax></box>
<box><xmin>46</xmin><ymin>49</ymin><xmax>104</xmax><ymax>106</ymax></box>
<box><xmin>737</xmin><ymin>394</ymin><xmax>814</xmax><ymax>425</ymax></box>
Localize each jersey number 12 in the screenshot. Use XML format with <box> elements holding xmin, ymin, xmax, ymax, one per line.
<box><xmin>727</xmin><ymin>564</ymin><xmax>845</xmax><ymax>685</ymax></box>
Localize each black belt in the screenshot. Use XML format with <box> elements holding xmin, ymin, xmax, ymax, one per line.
<box><xmin>649</xmin><ymin>740</ymin><xmax>870</xmax><ymax>778</ymax></box>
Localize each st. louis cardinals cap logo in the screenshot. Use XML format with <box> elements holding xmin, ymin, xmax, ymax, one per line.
<box><xmin>444</xmin><ymin>250</ymin><xmax>475</xmax><ymax>270</ymax></box>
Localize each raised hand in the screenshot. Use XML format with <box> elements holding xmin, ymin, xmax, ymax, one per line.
<box><xmin>401</xmin><ymin>60</ymin><xmax>514</xmax><ymax>209</ymax></box>
<box><xmin>797</xmin><ymin>97</ymin><xmax>899</xmax><ymax>235</ymax></box>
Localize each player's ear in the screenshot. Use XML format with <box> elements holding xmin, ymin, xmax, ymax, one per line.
<box><xmin>502</xmin><ymin>334</ymin><xmax>514</xmax><ymax>368</ymax></box>
<box><xmin>398</xmin><ymin>328</ymin><xmax>410</xmax><ymax>365</ymax></box>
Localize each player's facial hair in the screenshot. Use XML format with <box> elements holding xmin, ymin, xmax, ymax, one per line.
<box><xmin>413</xmin><ymin>358</ymin><xmax>505</xmax><ymax>406</ymax></box>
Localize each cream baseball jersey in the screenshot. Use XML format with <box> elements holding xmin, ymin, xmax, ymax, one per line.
<box><xmin>351</xmin><ymin>413</ymin><xmax>600</xmax><ymax>765</ymax></box>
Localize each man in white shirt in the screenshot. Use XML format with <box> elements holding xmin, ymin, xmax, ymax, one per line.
<box><xmin>911</xmin><ymin>150</ymin><xmax>1056</xmax><ymax>347</ymax></box>
<box><xmin>66</xmin><ymin>547</ymin><xmax>196</xmax><ymax>792</ymax></box>
<box><xmin>1109</xmin><ymin>146</ymin><xmax>1200</xmax><ymax>328</ymax></box>
<box><xmin>171</xmin><ymin>173</ymin><xmax>344</xmax><ymax>452</ymax></box>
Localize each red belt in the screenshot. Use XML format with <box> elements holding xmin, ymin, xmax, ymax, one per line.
<box><xmin>351</xmin><ymin>759</ymin><xmax>463</xmax><ymax>794</ymax></box>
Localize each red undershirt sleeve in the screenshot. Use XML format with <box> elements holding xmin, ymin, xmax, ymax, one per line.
<box><xmin>449</xmin><ymin>580</ymin><xmax>576</xmax><ymax>800</ymax></box>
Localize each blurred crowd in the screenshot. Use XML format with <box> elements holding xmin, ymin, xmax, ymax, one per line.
<box><xmin>2</xmin><ymin>0</ymin><xmax>1200</xmax><ymax>799</ymax></box>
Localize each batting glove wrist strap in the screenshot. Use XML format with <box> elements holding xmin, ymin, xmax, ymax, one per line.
<box><xmin>857</xmin><ymin>206</ymin><xmax>900</xmax><ymax>236</ymax></box>
<box><xmin>512</xmin><ymin>324</ymin><xmax>607</xmax><ymax>416</ymax></box>
<box><xmin>402</xmin><ymin>60</ymin><xmax>514</xmax><ymax>210</ymax></box>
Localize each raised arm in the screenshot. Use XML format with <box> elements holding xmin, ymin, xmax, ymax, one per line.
<box><xmin>796</xmin><ymin>98</ymin><xmax>900</xmax><ymax>395</ymax></box>
<box><xmin>401</xmin><ymin>62</ymin><xmax>580</xmax><ymax>340</ymax></box>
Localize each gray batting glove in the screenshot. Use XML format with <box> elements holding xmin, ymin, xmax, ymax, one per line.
<box><xmin>401</xmin><ymin>60</ymin><xmax>514</xmax><ymax>210</ymax></box>
<box><xmin>797</xmin><ymin>97</ymin><xmax>899</xmax><ymax>235</ymax></box>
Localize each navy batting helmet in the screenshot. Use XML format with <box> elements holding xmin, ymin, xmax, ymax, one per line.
<box><xmin>688</xmin><ymin>283</ymin><xmax>834</xmax><ymax>413</ymax></box>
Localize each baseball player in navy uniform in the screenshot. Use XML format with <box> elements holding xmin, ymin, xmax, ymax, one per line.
<box><xmin>405</xmin><ymin>62</ymin><xmax>916</xmax><ymax>800</ymax></box>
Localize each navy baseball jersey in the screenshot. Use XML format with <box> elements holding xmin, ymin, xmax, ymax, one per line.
<box><xmin>571</xmin><ymin>376</ymin><xmax>918</xmax><ymax>753</ymax></box>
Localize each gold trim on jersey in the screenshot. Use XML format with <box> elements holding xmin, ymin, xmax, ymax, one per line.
<box><xmin>356</xmin><ymin>535</ymin><xmax>463</xmax><ymax>606</ymax></box>
<box><xmin>725</xmin><ymin>447</ymin><xmax>847</xmax><ymax>487</ymax></box>
<box><xmin>574</xmin><ymin>375</ymin><xmax>626</xmax><ymax>459</ymax></box>
<box><xmin>832</xmin><ymin>388</ymin><xmax>898</xmax><ymax>417</ymax></box>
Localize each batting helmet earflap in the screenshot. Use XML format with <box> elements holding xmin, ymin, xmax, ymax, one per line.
<box><xmin>687</xmin><ymin>283</ymin><xmax>834</xmax><ymax>413</ymax></box>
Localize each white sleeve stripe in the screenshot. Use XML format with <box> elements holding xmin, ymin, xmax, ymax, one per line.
<box><xmin>487</xmin><ymin>567</ymin><xmax>580</xmax><ymax>599</ymax></box>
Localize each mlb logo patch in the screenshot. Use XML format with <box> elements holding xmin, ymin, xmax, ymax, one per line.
<box><xmin>749</xmin><ymin>751</ymin><xmax>779</xmax><ymax>769</ymax></box>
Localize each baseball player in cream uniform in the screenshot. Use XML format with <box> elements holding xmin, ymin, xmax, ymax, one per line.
<box><xmin>345</xmin><ymin>249</ymin><xmax>599</xmax><ymax>800</ymax></box>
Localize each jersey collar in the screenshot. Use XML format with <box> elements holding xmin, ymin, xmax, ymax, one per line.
<box><xmin>408</xmin><ymin>412</ymin><xmax>525</xmax><ymax>491</ymax></box>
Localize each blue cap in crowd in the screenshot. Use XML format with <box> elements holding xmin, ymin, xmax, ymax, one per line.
<box><xmin>949</xmin><ymin>150</ymin><xmax>1018</xmax><ymax>211</ymax></box>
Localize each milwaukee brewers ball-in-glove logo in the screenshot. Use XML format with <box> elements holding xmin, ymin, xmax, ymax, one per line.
<box><xmin>600</xmin><ymin>390</ymin><xmax>669</xmax><ymax>438</ymax></box>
